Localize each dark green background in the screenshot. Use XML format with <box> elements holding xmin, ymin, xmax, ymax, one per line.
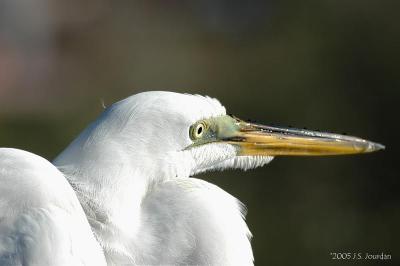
<box><xmin>0</xmin><ymin>1</ymin><xmax>398</xmax><ymax>265</ymax></box>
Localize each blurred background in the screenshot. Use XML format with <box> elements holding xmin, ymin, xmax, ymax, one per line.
<box><xmin>0</xmin><ymin>1</ymin><xmax>398</xmax><ymax>265</ymax></box>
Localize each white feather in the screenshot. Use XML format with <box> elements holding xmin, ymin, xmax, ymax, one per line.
<box><xmin>0</xmin><ymin>148</ymin><xmax>106</xmax><ymax>266</ymax></box>
<box><xmin>54</xmin><ymin>91</ymin><xmax>273</xmax><ymax>265</ymax></box>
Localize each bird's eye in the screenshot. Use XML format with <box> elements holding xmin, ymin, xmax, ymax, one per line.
<box><xmin>190</xmin><ymin>122</ymin><xmax>207</xmax><ymax>140</ymax></box>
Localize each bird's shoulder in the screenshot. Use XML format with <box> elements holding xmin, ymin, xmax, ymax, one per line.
<box><xmin>0</xmin><ymin>148</ymin><xmax>106</xmax><ymax>266</ymax></box>
<box><xmin>0</xmin><ymin>148</ymin><xmax>76</xmax><ymax>208</ymax></box>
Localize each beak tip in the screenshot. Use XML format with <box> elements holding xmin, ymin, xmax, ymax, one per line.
<box><xmin>368</xmin><ymin>142</ymin><xmax>385</xmax><ymax>152</ymax></box>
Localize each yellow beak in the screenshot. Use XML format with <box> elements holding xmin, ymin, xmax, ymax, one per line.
<box><xmin>225</xmin><ymin>119</ymin><xmax>384</xmax><ymax>156</ymax></box>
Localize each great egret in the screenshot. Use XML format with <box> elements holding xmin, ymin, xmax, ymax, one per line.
<box><xmin>1</xmin><ymin>91</ymin><xmax>383</xmax><ymax>265</ymax></box>
<box><xmin>53</xmin><ymin>91</ymin><xmax>383</xmax><ymax>265</ymax></box>
<box><xmin>0</xmin><ymin>148</ymin><xmax>106</xmax><ymax>265</ymax></box>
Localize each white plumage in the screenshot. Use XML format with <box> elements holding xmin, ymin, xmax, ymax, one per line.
<box><xmin>54</xmin><ymin>92</ymin><xmax>270</xmax><ymax>265</ymax></box>
<box><xmin>0</xmin><ymin>91</ymin><xmax>383</xmax><ymax>265</ymax></box>
<box><xmin>0</xmin><ymin>148</ymin><xmax>106</xmax><ymax>265</ymax></box>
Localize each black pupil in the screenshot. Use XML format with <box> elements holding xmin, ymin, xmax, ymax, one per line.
<box><xmin>197</xmin><ymin>125</ymin><xmax>203</xmax><ymax>135</ymax></box>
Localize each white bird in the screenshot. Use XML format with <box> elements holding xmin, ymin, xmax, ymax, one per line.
<box><xmin>0</xmin><ymin>148</ymin><xmax>106</xmax><ymax>265</ymax></box>
<box><xmin>1</xmin><ymin>91</ymin><xmax>383</xmax><ymax>265</ymax></box>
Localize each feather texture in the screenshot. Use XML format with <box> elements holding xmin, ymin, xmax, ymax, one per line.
<box><xmin>54</xmin><ymin>91</ymin><xmax>273</xmax><ymax>265</ymax></box>
<box><xmin>0</xmin><ymin>148</ymin><xmax>106</xmax><ymax>266</ymax></box>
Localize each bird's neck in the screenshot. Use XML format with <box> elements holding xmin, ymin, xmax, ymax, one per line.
<box><xmin>55</xmin><ymin>144</ymin><xmax>153</xmax><ymax>247</ymax></box>
<box><xmin>53</xmin><ymin>139</ymin><xmax>191</xmax><ymax>263</ymax></box>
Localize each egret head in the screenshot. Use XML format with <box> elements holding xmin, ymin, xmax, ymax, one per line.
<box><xmin>93</xmin><ymin>91</ymin><xmax>271</xmax><ymax>177</ymax></box>
<box><xmin>52</xmin><ymin>91</ymin><xmax>384</xmax><ymax>265</ymax></box>
<box><xmin>56</xmin><ymin>91</ymin><xmax>384</xmax><ymax>180</ymax></box>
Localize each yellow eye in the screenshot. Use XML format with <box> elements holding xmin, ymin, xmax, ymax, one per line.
<box><xmin>190</xmin><ymin>122</ymin><xmax>206</xmax><ymax>140</ymax></box>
